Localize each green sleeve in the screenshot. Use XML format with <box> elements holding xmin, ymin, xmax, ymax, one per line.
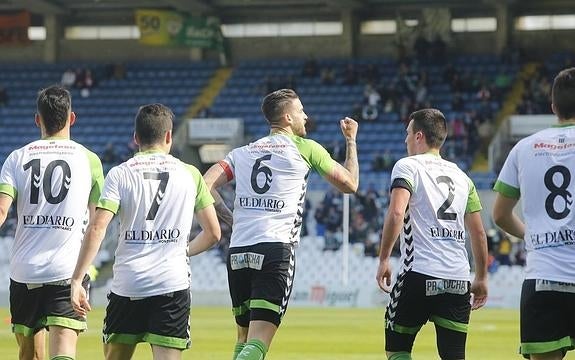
<box><xmin>289</xmin><ymin>135</ymin><xmax>337</xmax><ymax>177</ymax></box>
<box><xmin>0</xmin><ymin>184</ymin><xmax>16</xmax><ymax>199</ymax></box>
<box><xmin>98</xmin><ymin>199</ymin><xmax>120</xmax><ymax>214</ymax></box>
<box><xmin>493</xmin><ymin>180</ymin><xmax>520</xmax><ymax>199</ymax></box>
<box><xmin>85</xmin><ymin>149</ymin><xmax>105</xmax><ymax>205</ymax></box>
<box><xmin>186</xmin><ymin>164</ymin><xmax>215</xmax><ymax>211</ymax></box>
<box><xmin>465</xmin><ymin>178</ymin><xmax>482</xmax><ymax>213</ymax></box>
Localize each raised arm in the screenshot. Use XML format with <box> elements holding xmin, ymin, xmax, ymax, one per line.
<box><xmin>324</xmin><ymin>117</ymin><xmax>359</xmax><ymax>193</ymax></box>
<box><xmin>203</xmin><ymin>162</ymin><xmax>234</xmax><ymax>227</ymax></box>
<box><xmin>465</xmin><ymin>210</ymin><xmax>488</xmax><ymax>310</ymax></box>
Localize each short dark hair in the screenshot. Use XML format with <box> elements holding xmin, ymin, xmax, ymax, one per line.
<box><xmin>36</xmin><ymin>85</ymin><xmax>71</xmax><ymax>136</ymax></box>
<box><xmin>135</xmin><ymin>103</ymin><xmax>174</xmax><ymax>146</ymax></box>
<box><xmin>409</xmin><ymin>108</ymin><xmax>447</xmax><ymax>148</ymax></box>
<box><xmin>552</xmin><ymin>67</ymin><xmax>575</xmax><ymax>120</ymax></box>
<box><xmin>261</xmin><ymin>89</ymin><xmax>299</xmax><ymax>126</ymax></box>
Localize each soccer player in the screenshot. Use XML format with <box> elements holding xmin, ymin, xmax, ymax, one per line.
<box><xmin>492</xmin><ymin>67</ymin><xmax>575</xmax><ymax>360</ymax></box>
<box><xmin>375</xmin><ymin>108</ymin><xmax>488</xmax><ymax>360</ymax></box>
<box><xmin>203</xmin><ymin>88</ymin><xmax>359</xmax><ymax>360</ymax></box>
<box><xmin>0</xmin><ymin>85</ymin><xmax>104</xmax><ymax>360</ymax></box>
<box><xmin>70</xmin><ymin>103</ymin><xmax>221</xmax><ymax>360</ymax></box>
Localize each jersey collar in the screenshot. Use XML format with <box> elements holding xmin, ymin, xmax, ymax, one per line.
<box><xmin>552</xmin><ymin>122</ymin><xmax>575</xmax><ymax>128</ymax></box>
<box><xmin>135</xmin><ymin>149</ymin><xmax>165</xmax><ymax>156</ymax></box>
<box><xmin>424</xmin><ymin>150</ymin><xmax>441</xmax><ymax>157</ymax></box>
<box><xmin>41</xmin><ymin>136</ymin><xmax>68</xmax><ymax>140</ymax></box>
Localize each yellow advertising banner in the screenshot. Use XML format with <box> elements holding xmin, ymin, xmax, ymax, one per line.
<box><xmin>135</xmin><ymin>9</ymin><xmax>224</xmax><ymax>50</ymax></box>
<box><xmin>135</xmin><ymin>9</ymin><xmax>183</xmax><ymax>46</ymax></box>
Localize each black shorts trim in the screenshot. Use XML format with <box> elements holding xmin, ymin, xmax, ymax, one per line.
<box><xmin>103</xmin><ymin>289</ymin><xmax>191</xmax><ymax>350</ymax></box>
<box><xmin>385</xmin><ymin>271</ymin><xmax>471</xmax><ymax>358</ymax></box>
<box><xmin>227</xmin><ymin>242</ymin><xmax>295</xmax><ymax>327</ymax></box>
<box><xmin>10</xmin><ymin>275</ymin><xmax>90</xmax><ymax>335</ymax></box>
<box><xmin>520</xmin><ymin>279</ymin><xmax>575</xmax><ymax>357</ymax></box>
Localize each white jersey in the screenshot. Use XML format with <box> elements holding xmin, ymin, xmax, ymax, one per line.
<box><xmin>0</xmin><ymin>138</ymin><xmax>103</xmax><ymax>283</ymax></box>
<box><xmin>98</xmin><ymin>151</ymin><xmax>214</xmax><ymax>298</ymax></box>
<box><xmin>494</xmin><ymin>125</ymin><xmax>575</xmax><ymax>282</ymax></box>
<box><xmin>221</xmin><ymin>133</ymin><xmax>337</xmax><ymax>248</ymax></box>
<box><xmin>391</xmin><ymin>153</ymin><xmax>482</xmax><ymax>280</ymax></box>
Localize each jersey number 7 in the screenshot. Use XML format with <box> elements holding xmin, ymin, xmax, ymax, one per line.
<box><xmin>143</xmin><ymin>172</ymin><xmax>169</xmax><ymax>220</ymax></box>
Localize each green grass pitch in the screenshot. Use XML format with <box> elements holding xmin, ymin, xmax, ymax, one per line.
<box><xmin>0</xmin><ymin>307</ymin><xmax>573</xmax><ymax>359</ymax></box>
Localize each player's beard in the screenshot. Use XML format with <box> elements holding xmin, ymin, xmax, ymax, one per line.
<box><xmin>293</xmin><ymin>121</ymin><xmax>306</xmax><ymax>137</ymax></box>
<box><xmin>298</xmin><ymin>119</ymin><xmax>308</xmax><ymax>137</ymax></box>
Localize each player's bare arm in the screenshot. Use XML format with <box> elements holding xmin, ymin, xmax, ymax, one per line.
<box><xmin>203</xmin><ymin>163</ymin><xmax>234</xmax><ymax>226</ymax></box>
<box><xmin>0</xmin><ymin>193</ymin><xmax>13</xmax><ymax>227</ymax></box>
<box><xmin>325</xmin><ymin>117</ymin><xmax>359</xmax><ymax>193</ymax></box>
<box><xmin>465</xmin><ymin>211</ymin><xmax>488</xmax><ymax>310</ymax></box>
<box><xmin>492</xmin><ymin>194</ymin><xmax>524</xmax><ymax>239</ymax></box>
<box><xmin>376</xmin><ymin>187</ymin><xmax>410</xmax><ymax>292</ymax></box>
<box><xmin>71</xmin><ymin>208</ymin><xmax>114</xmax><ymax>317</ymax></box>
<box><xmin>187</xmin><ymin>204</ymin><xmax>221</xmax><ymax>256</ymax></box>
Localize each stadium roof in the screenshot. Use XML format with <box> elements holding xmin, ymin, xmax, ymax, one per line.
<box><xmin>0</xmin><ymin>0</ymin><xmax>574</xmax><ymax>24</ymax></box>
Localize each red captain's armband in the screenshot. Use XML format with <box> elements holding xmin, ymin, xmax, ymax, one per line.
<box><xmin>218</xmin><ymin>161</ymin><xmax>234</xmax><ymax>181</ymax></box>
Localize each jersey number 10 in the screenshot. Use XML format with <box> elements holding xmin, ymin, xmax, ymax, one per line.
<box><xmin>23</xmin><ymin>159</ymin><xmax>71</xmax><ymax>205</ymax></box>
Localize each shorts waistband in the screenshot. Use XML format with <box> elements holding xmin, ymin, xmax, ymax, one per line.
<box><xmin>26</xmin><ymin>278</ymin><xmax>71</xmax><ymax>290</ymax></box>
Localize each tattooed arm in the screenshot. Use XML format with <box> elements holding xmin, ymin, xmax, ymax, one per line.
<box><xmin>324</xmin><ymin>117</ymin><xmax>359</xmax><ymax>193</ymax></box>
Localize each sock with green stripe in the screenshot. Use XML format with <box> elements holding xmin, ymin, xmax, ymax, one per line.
<box><xmin>51</xmin><ymin>356</ymin><xmax>74</xmax><ymax>360</ymax></box>
<box><xmin>236</xmin><ymin>339</ymin><xmax>267</xmax><ymax>360</ymax></box>
<box><xmin>233</xmin><ymin>342</ymin><xmax>246</xmax><ymax>359</ymax></box>
<box><xmin>388</xmin><ymin>352</ymin><xmax>412</xmax><ymax>360</ymax></box>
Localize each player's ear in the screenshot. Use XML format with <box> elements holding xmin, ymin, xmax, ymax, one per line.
<box><xmin>165</xmin><ymin>129</ymin><xmax>172</xmax><ymax>144</ymax></box>
<box><xmin>34</xmin><ymin>113</ymin><xmax>41</xmax><ymax>128</ymax></box>
<box><xmin>551</xmin><ymin>102</ymin><xmax>557</xmax><ymax>116</ymax></box>
<box><xmin>69</xmin><ymin>111</ymin><xmax>76</xmax><ymax>127</ymax></box>
<box><xmin>133</xmin><ymin>132</ymin><xmax>140</xmax><ymax>146</ymax></box>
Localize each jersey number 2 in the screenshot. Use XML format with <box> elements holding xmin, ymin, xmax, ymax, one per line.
<box><xmin>23</xmin><ymin>159</ymin><xmax>71</xmax><ymax>204</ymax></box>
<box><xmin>435</xmin><ymin>175</ymin><xmax>457</xmax><ymax>221</ymax></box>
<box><xmin>144</xmin><ymin>172</ymin><xmax>169</xmax><ymax>220</ymax></box>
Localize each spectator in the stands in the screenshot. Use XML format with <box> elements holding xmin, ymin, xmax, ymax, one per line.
<box><xmin>351</xmin><ymin>102</ymin><xmax>364</xmax><ymax>122</ymax></box>
<box><xmin>61</xmin><ymin>68</ymin><xmax>76</xmax><ymax>88</ymax></box>
<box><xmin>320</xmin><ymin>66</ymin><xmax>335</xmax><ymax>85</ymax></box>
<box><xmin>496</xmin><ymin>233</ymin><xmax>512</xmax><ymax>266</ymax></box>
<box><xmin>431</xmin><ymin>35</ymin><xmax>447</xmax><ymax>64</ymax></box>
<box><xmin>302</xmin><ymin>57</ymin><xmax>319</xmax><ymax>77</ymax></box>
<box><xmin>101</xmin><ymin>142</ymin><xmax>120</xmax><ymax>166</ymax></box>
<box><xmin>327</xmin><ymin>140</ymin><xmax>346</xmax><ymax>163</ymax></box>
<box><xmin>451</xmin><ymin>91</ymin><xmax>464</xmax><ymax>111</ymax></box>
<box><xmin>343</xmin><ymin>63</ymin><xmax>358</xmax><ymax>85</ymax></box>
<box><xmin>285</xmin><ymin>75</ymin><xmax>297</xmax><ymax>91</ymax></box>
<box><xmin>362</xmin><ymin>64</ymin><xmax>380</xmax><ymax>84</ymax></box>
<box><xmin>372</xmin><ymin>150</ymin><xmax>395</xmax><ymax>172</ymax></box>
<box><xmin>323</xmin><ymin>206</ymin><xmax>343</xmax><ymax>251</ymax></box>
<box><xmin>197</xmin><ymin>105</ymin><xmax>212</xmax><ymax>118</ymax></box>
<box><xmin>413</xmin><ymin>34</ymin><xmax>430</xmax><ymax>63</ymax></box>
<box><xmin>476</xmin><ymin>83</ymin><xmax>491</xmax><ymax>101</ymax></box>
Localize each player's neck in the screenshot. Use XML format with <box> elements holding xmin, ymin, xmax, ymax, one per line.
<box><xmin>139</xmin><ymin>144</ymin><xmax>169</xmax><ymax>154</ymax></box>
<box><xmin>418</xmin><ymin>148</ymin><xmax>440</xmax><ymax>156</ymax></box>
<box><xmin>558</xmin><ymin>118</ymin><xmax>575</xmax><ymax>126</ymax></box>
<box><xmin>269</xmin><ymin>126</ymin><xmax>293</xmax><ymax>136</ymax></box>
<box><xmin>42</xmin><ymin>128</ymin><xmax>70</xmax><ymax>140</ymax></box>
